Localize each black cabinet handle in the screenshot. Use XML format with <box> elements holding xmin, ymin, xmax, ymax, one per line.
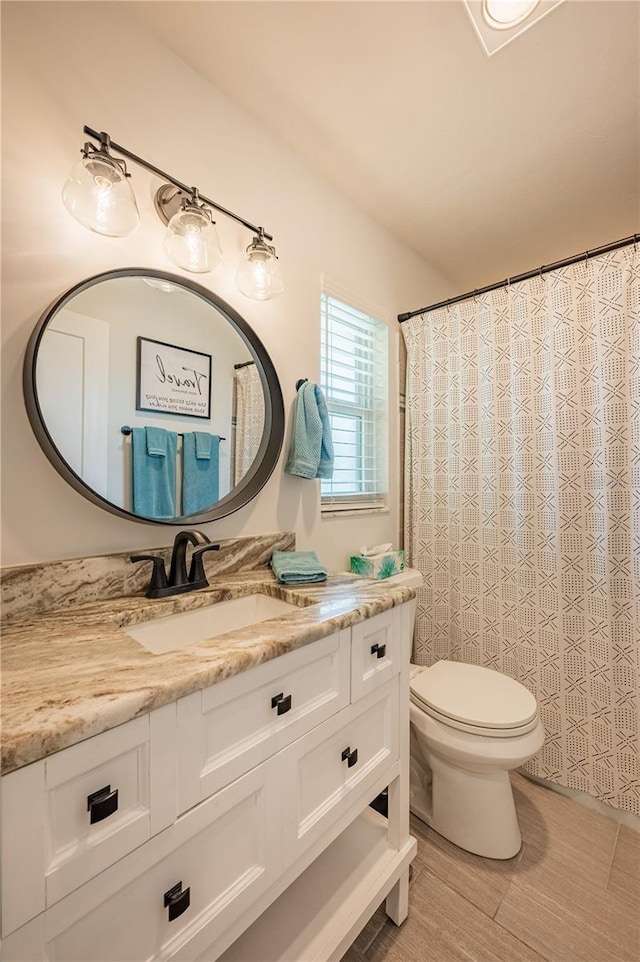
<box><xmin>87</xmin><ymin>785</ymin><xmax>119</xmax><ymax>824</ymax></box>
<box><xmin>164</xmin><ymin>882</ymin><xmax>191</xmax><ymax>922</ymax></box>
<box><xmin>370</xmin><ymin>643</ymin><xmax>386</xmax><ymax>659</ymax></box>
<box><xmin>271</xmin><ymin>692</ymin><xmax>292</xmax><ymax>715</ymax></box>
<box><xmin>341</xmin><ymin>746</ymin><xmax>359</xmax><ymax>768</ymax></box>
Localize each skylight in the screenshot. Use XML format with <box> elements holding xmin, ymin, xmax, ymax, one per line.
<box><xmin>483</xmin><ymin>1</ymin><xmax>540</xmax><ymax>30</ymax></box>
<box><xmin>464</xmin><ymin>0</ymin><xmax>565</xmax><ymax>55</ymax></box>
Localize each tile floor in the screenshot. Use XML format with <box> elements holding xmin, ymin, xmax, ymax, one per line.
<box><xmin>342</xmin><ymin>774</ymin><xmax>640</xmax><ymax>962</ymax></box>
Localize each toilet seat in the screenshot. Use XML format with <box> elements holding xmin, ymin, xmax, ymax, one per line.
<box><xmin>410</xmin><ymin>661</ymin><xmax>539</xmax><ymax>738</ymax></box>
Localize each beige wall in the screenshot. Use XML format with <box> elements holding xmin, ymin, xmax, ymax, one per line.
<box><xmin>1</xmin><ymin>1</ymin><xmax>451</xmax><ymax>569</ymax></box>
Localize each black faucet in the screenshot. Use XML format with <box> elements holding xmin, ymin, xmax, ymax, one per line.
<box><xmin>131</xmin><ymin>530</ymin><xmax>220</xmax><ymax>599</ymax></box>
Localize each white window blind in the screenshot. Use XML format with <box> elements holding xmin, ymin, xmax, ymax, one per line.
<box><xmin>320</xmin><ymin>291</ymin><xmax>388</xmax><ymax>512</ymax></box>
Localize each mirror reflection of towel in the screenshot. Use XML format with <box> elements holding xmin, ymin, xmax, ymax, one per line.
<box><xmin>131</xmin><ymin>427</ymin><xmax>177</xmax><ymax>519</ymax></box>
<box><xmin>194</xmin><ymin>431</ymin><xmax>212</xmax><ymax>459</ymax></box>
<box><xmin>183</xmin><ymin>432</ymin><xmax>220</xmax><ymax>514</ymax></box>
<box><xmin>145</xmin><ymin>426</ymin><xmax>168</xmax><ymax>457</ymax></box>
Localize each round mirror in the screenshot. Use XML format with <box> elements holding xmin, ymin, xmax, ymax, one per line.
<box><xmin>24</xmin><ymin>269</ymin><xmax>284</xmax><ymax>524</ymax></box>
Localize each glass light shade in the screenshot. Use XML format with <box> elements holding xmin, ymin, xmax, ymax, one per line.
<box><xmin>482</xmin><ymin>0</ymin><xmax>540</xmax><ymax>29</ymax></box>
<box><xmin>162</xmin><ymin>206</ymin><xmax>223</xmax><ymax>274</ymax></box>
<box><xmin>61</xmin><ymin>154</ymin><xmax>139</xmax><ymax>236</ymax></box>
<box><xmin>236</xmin><ymin>239</ymin><xmax>284</xmax><ymax>301</ymax></box>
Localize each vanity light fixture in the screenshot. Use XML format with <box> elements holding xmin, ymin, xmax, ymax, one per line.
<box><xmin>141</xmin><ymin>277</ymin><xmax>181</xmax><ymax>294</ymax></box>
<box><xmin>236</xmin><ymin>228</ymin><xmax>285</xmax><ymax>301</ymax></box>
<box><xmin>61</xmin><ymin>132</ymin><xmax>140</xmax><ymax>236</ymax></box>
<box><xmin>161</xmin><ymin>188</ymin><xmax>223</xmax><ymax>275</ymax></box>
<box><xmin>62</xmin><ymin>126</ymin><xmax>284</xmax><ymax>299</ymax></box>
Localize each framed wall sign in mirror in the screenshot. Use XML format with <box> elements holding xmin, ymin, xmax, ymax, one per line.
<box><xmin>23</xmin><ymin>269</ymin><xmax>285</xmax><ymax>524</ymax></box>
<box><xmin>136</xmin><ymin>336</ymin><xmax>213</xmax><ymax>419</ymax></box>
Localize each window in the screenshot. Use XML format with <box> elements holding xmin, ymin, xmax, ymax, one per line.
<box><xmin>320</xmin><ymin>290</ymin><xmax>388</xmax><ymax>513</ymax></box>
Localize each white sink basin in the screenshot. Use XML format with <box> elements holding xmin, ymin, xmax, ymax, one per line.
<box><xmin>124</xmin><ymin>594</ymin><xmax>300</xmax><ymax>655</ymax></box>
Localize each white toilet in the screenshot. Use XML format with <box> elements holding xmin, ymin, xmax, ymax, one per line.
<box><xmin>382</xmin><ymin>567</ymin><xmax>545</xmax><ymax>860</ymax></box>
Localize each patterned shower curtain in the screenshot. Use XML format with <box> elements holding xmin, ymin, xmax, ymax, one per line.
<box><xmin>233</xmin><ymin>364</ymin><xmax>265</xmax><ymax>485</ymax></box>
<box><xmin>403</xmin><ymin>243</ymin><xmax>639</xmax><ymax>815</ymax></box>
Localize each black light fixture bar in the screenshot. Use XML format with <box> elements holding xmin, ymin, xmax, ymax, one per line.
<box><xmin>83</xmin><ymin>125</ymin><xmax>273</xmax><ymax>241</ymax></box>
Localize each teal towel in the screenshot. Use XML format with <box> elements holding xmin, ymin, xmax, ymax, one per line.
<box><xmin>285</xmin><ymin>382</ymin><xmax>334</xmax><ymax>480</ymax></box>
<box><xmin>194</xmin><ymin>431</ymin><xmax>212</xmax><ymax>459</ymax></box>
<box><xmin>132</xmin><ymin>427</ymin><xmax>177</xmax><ymax>519</ymax></box>
<box><xmin>145</xmin><ymin>426</ymin><xmax>168</xmax><ymax>456</ymax></box>
<box><xmin>183</xmin><ymin>432</ymin><xmax>219</xmax><ymax>515</ymax></box>
<box><xmin>271</xmin><ymin>550</ymin><xmax>327</xmax><ymax>584</ymax></box>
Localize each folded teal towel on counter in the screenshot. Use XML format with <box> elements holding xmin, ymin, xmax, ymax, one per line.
<box><xmin>131</xmin><ymin>427</ymin><xmax>177</xmax><ymax>519</ymax></box>
<box><xmin>271</xmin><ymin>550</ymin><xmax>328</xmax><ymax>584</ymax></box>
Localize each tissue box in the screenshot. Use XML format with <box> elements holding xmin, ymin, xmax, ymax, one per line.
<box><xmin>350</xmin><ymin>550</ymin><xmax>405</xmax><ymax>580</ymax></box>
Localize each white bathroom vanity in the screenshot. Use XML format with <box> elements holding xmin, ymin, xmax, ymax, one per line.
<box><xmin>1</xmin><ymin>568</ymin><xmax>416</xmax><ymax>962</ymax></box>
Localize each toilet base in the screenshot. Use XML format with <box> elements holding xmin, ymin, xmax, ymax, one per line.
<box><xmin>413</xmin><ymin>752</ymin><xmax>522</xmax><ymax>859</ymax></box>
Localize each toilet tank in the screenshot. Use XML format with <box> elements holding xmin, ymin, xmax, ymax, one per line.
<box><xmin>382</xmin><ymin>568</ymin><xmax>424</xmax><ymax>589</ymax></box>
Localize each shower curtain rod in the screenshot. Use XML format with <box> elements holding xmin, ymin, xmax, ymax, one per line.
<box><xmin>397</xmin><ymin>232</ymin><xmax>640</xmax><ymax>323</ymax></box>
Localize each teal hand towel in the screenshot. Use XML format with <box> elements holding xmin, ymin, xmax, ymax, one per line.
<box><xmin>194</xmin><ymin>431</ymin><xmax>212</xmax><ymax>459</ymax></box>
<box><xmin>271</xmin><ymin>550</ymin><xmax>327</xmax><ymax>584</ymax></box>
<box><xmin>183</xmin><ymin>432</ymin><xmax>220</xmax><ymax>515</ymax></box>
<box><xmin>132</xmin><ymin>427</ymin><xmax>177</xmax><ymax>519</ymax></box>
<box><xmin>285</xmin><ymin>382</ymin><xmax>334</xmax><ymax>480</ymax></box>
<box><xmin>145</xmin><ymin>427</ymin><xmax>168</xmax><ymax>457</ymax></box>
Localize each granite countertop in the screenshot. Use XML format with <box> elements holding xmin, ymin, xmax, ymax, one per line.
<box><xmin>1</xmin><ymin>570</ymin><xmax>414</xmax><ymax>776</ymax></box>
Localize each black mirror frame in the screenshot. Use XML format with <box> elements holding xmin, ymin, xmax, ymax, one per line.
<box><xmin>23</xmin><ymin>268</ymin><xmax>285</xmax><ymax>525</ymax></box>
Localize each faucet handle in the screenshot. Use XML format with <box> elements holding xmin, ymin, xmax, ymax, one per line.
<box><xmin>130</xmin><ymin>555</ymin><xmax>168</xmax><ymax>598</ymax></box>
<box><xmin>188</xmin><ymin>544</ymin><xmax>220</xmax><ymax>588</ymax></box>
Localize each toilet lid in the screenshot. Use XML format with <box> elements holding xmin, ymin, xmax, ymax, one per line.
<box><xmin>410</xmin><ymin>661</ymin><xmax>538</xmax><ymax>730</ymax></box>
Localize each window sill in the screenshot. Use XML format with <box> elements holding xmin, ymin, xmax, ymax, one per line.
<box><xmin>321</xmin><ymin>506</ymin><xmax>390</xmax><ymax>520</ymax></box>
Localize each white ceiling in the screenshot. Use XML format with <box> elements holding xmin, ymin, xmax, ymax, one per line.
<box><xmin>129</xmin><ymin>1</ymin><xmax>639</xmax><ymax>295</ymax></box>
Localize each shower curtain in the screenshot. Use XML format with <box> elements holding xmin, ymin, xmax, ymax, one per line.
<box><xmin>403</xmin><ymin>243</ymin><xmax>639</xmax><ymax>815</ymax></box>
<box><xmin>233</xmin><ymin>364</ymin><xmax>265</xmax><ymax>484</ymax></box>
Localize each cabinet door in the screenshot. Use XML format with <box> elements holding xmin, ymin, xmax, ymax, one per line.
<box><xmin>1</xmin><ymin>763</ymin><xmax>279</xmax><ymax>962</ymax></box>
<box><xmin>351</xmin><ymin>607</ymin><xmax>402</xmax><ymax>702</ymax></box>
<box><xmin>278</xmin><ymin>680</ymin><xmax>400</xmax><ymax>866</ymax></box>
<box><xmin>1</xmin><ymin>706</ymin><xmax>176</xmax><ymax>937</ymax></box>
<box><xmin>177</xmin><ymin>630</ymin><xmax>350</xmax><ymax>813</ymax></box>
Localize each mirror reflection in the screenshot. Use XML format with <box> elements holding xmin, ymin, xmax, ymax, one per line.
<box><xmin>30</xmin><ymin>273</ymin><xmax>273</xmax><ymax>522</ymax></box>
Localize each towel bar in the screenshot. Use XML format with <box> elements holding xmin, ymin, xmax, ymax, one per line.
<box><xmin>121</xmin><ymin>425</ymin><xmax>226</xmax><ymax>440</ymax></box>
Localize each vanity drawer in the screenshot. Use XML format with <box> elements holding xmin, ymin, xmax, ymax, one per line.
<box><xmin>350</xmin><ymin>607</ymin><xmax>402</xmax><ymax>701</ymax></box>
<box><xmin>1</xmin><ymin>705</ymin><xmax>176</xmax><ymax>936</ymax></box>
<box><xmin>176</xmin><ymin>629</ymin><xmax>350</xmax><ymax>813</ymax></box>
<box><xmin>278</xmin><ymin>679</ymin><xmax>400</xmax><ymax>866</ymax></box>
<box><xmin>0</xmin><ymin>762</ymin><xmax>279</xmax><ymax>962</ymax></box>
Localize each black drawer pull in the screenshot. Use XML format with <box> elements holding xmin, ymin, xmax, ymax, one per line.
<box><xmin>370</xmin><ymin>643</ymin><xmax>387</xmax><ymax>659</ymax></box>
<box><xmin>341</xmin><ymin>746</ymin><xmax>359</xmax><ymax>768</ymax></box>
<box><xmin>164</xmin><ymin>882</ymin><xmax>191</xmax><ymax>922</ymax></box>
<box><xmin>87</xmin><ymin>785</ymin><xmax>119</xmax><ymax>824</ymax></box>
<box><xmin>271</xmin><ymin>692</ymin><xmax>292</xmax><ymax>715</ymax></box>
